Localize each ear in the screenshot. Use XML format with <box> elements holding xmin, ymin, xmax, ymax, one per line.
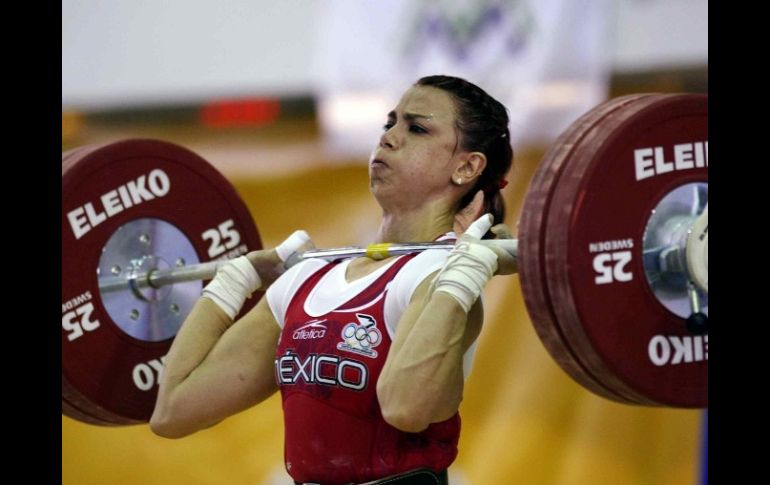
<box><xmin>453</xmin><ymin>152</ymin><xmax>487</xmax><ymax>184</ymax></box>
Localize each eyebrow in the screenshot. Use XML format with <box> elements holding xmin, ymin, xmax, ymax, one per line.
<box><xmin>387</xmin><ymin>110</ymin><xmax>434</xmax><ymax>121</ymax></box>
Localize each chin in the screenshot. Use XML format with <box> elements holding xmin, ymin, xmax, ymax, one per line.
<box><xmin>369</xmin><ymin>183</ymin><xmax>392</xmax><ymax>205</ymax></box>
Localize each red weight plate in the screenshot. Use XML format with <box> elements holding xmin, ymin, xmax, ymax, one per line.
<box><xmin>519</xmin><ymin>94</ymin><xmax>653</xmax><ymax>405</ymax></box>
<box><xmin>62</xmin><ymin>139</ymin><xmax>263</xmax><ymax>424</ymax></box>
<box><xmin>62</xmin><ymin>399</ymin><xmax>112</xmax><ymax>426</ymax></box>
<box><xmin>64</xmin><ymin>145</ymin><xmax>145</xmax><ymax>425</ymax></box>
<box><xmin>62</xmin><ymin>396</ymin><xmax>123</xmax><ymax>427</ymax></box>
<box><xmin>62</xmin><ymin>144</ymin><xmax>103</xmax><ymax>174</ymax></box>
<box><xmin>545</xmin><ymin>94</ymin><xmax>707</xmax><ymax>407</ymax></box>
<box><xmin>62</xmin><ymin>376</ymin><xmax>135</xmax><ymax>425</ymax></box>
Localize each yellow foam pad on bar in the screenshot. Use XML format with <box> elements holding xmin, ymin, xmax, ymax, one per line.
<box><xmin>365</xmin><ymin>243</ymin><xmax>392</xmax><ymax>260</ymax></box>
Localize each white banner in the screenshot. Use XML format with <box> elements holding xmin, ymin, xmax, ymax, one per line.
<box><xmin>316</xmin><ymin>0</ymin><xmax>612</xmax><ymax>156</ymax></box>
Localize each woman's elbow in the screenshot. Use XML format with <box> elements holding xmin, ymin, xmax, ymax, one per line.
<box><xmin>149</xmin><ymin>403</ymin><xmax>196</xmax><ymax>439</ymax></box>
<box><xmin>379</xmin><ymin>398</ymin><xmax>432</xmax><ymax>433</ymax></box>
<box><xmin>150</xmin><ymin>414</ymin><xmax>183</xmax><ymax>439</ymax></box>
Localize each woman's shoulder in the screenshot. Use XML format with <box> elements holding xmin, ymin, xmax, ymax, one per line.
<box><xmin>269</xmin><ymin>258</ymin><xmax>329</xmax><ymax>295</ymax></box>
<box><xmin>392</xmin><ymin>247</ymin><xmax>451</xmax><ymax>289</ymax></box>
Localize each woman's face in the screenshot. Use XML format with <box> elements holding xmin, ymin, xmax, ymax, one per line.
<box><xmin>369</xmin><ymin>85</ymin><xmax>469</xmax><ymax>210</ymax></box>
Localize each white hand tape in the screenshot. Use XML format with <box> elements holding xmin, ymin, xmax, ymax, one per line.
<box><xmin>276</xmin><ymin>230</ymin><xmax>311</xmax><ymax>262</ymax></box>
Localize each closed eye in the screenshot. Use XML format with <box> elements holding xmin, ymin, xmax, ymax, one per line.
<box><xmin>382</xmin><ymin>121</ymin><xmax>428</xmax><ymax>134</ymax></box>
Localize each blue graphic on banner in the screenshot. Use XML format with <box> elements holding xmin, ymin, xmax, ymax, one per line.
<box><xmin>400</xmin><ymin>1</ymin><xmax>534</xmax><ymax>65</ymax></box>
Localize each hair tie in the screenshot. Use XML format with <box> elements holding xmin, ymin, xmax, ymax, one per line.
<box><xmin>483</xmin><ymin>179</ymin><xmax>509</xmax><ymax>193</ymax></box>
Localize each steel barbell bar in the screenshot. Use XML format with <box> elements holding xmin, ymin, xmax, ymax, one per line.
<box><xmin>96</xmin><ymin>230</ymin><xmax>706</xmax><ymax>297</ymax></box>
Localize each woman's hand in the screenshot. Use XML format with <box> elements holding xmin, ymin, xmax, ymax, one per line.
<box><xmin>453</xmin><ymin>190</ymin><xmax>485</xmax><ymax>236</ymax></box>
<box><xmin>244</xmin><ymin>249</ymin><xmax>284</xmax><ymax>290</ymax></box>
<box><xmin>489</xmin><ymin>223</ymin><xmax>517</xmax><ymax>275</ymax></box>
<box><xmin>454</xmin><ymin>192</ymin><xmax>517</xmax><ymax>276</ymax></box>
<box><xmin>245</xmin><ymin>230</ymin><xmax>315</xmax><ymax>289</ymax></box>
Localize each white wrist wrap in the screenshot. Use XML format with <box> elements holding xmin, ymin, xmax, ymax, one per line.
<box><xmin>202</xmin><ymin>256</ymin><xmax>261</xmax><ymax>319</ymax></box>
<box><xmin>276</xmin><ymin>230</ymin><xmax>311</xmax><ymax>262</ymax></box>
<box><xmin>433</xmin><ymin>241</ymin><xmax>498</xmax><ymax>313</ymax></box>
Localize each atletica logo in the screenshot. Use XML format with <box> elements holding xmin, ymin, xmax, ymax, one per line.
<box><xmin>337</xmin><ymin>313</ymin><xmax>382</xmax><ymax>358</ymax></box>
<box><xmin>292</xmin><ymin>319</ymin><xmax>327</xmax><ymax>340</ymax></box>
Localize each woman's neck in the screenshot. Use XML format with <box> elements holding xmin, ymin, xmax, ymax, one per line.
<box><xmin>375</xmin><ymin>202</ymin><xmax>455</xmax><ymax>243</ymax></box>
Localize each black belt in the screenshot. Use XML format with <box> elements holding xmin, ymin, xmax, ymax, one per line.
<box><xmin>294</xmin><ymin>468</ymin><xmax>448</xmax><ymax>485</ymax></box>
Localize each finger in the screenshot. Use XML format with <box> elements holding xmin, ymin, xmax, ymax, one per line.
<box><xmin>453</xmin><ymin>190</ymin><xmax>485</xmax><ymax>235</ymax></box>
<box><xmin>464</xmin><ymin>190</ymin><xmax>485</xmax><ymax>219</ymax></box>
<box><xmin>464</xmin><ymin>214</ymin><xmax>493</xmax><ymax>240</ymax></box>
<box><xmin>491</xmin><ymin>224</ymin><xmax>513</xmax><ymax>239</ymax></box>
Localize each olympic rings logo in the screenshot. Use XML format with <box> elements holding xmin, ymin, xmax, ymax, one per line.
<box><xmin>337</xmin><ymin>313</ymin><xmax>383</xmax><ymax>358</ymax></box>
<box><xmin>342</xmin><ymin>323</ymin><xmax>381</xmax><ymax>349</ymax></box>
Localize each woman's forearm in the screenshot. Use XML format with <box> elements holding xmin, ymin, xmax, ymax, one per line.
<box><xmin>150</xmin><ymin>298</ymin><xmax>234</xmax><ymax>434</ymax></box>
<box><xmin>151</xmin><ymin>297</ymin><xmax>281</xmax><ymax>437</ymax></box>
<box><xmin>378</xmin><ymin>290</ymin><xmax>481</xmax><ymax>432</ymax></box>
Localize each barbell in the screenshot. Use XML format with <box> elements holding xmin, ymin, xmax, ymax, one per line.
<box><xmin>61</xmin><ymin>93</ymin><xmax>707</xmax><ymax>425</ymax></box>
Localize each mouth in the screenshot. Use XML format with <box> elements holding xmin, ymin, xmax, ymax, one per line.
<box><xmin>370</xmin><ymin>158</ymin><xmax>388</xmax><ymax>167</ymax></box>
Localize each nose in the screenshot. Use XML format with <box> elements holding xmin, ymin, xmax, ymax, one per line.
<box><xmin>379</xmin><ymin>126</ymin><xmax>397</xmax><ymax>150</ymax></box>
